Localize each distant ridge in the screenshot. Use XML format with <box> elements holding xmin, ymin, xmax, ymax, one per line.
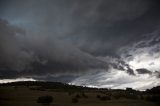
<box><xmin>0</xmin><ymin>81</ymin><xmax>160</xmax><ymax>92</ymax></box>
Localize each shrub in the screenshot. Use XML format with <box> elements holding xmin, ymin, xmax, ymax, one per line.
<box><xmin>146</xmin><ymin>95</ymin><xmax>160</xmax><ymax>105</ymax></box>
<box><xmin>126</xmin><ymin>94</ymin><xmax>138</xmax><ymax>99</ymax></box>
<box><xmin>113</xmin><ymin>93</ymin><xmax>122</xmax><ymax>99</ymax></box>
<box><xmin>100</xmin><ymin>96</ymin><xmax>111</xmax><ymax>101</ymax></box>
<box><xmin>37</xmin><ymin>95</ymin><xmax>53</xmax><ymax>105</ymax></box>
<box><xmin>114</xmin><ymin>95</ymin><xmax>121</xmax><ymax>99</ymax></box>
<box><xmin>82</xmin><ymin>93</ymin><xmax>88</xmax><ymax>98</ymax></box>
<box><xmin>140</xmin><ymin>95</ymin><xmax>144</xmax><ymax>100</ymax></box>
<box><xmin>96</xmin><ymin>95</ymin><xmax>101</xmax><ymax>98</ymax></box>
<box><xmin>72</xmin><ymin>97</ymin><xmax>79</xmax><ymax>103</ymax></box>
<box><xmin>75</xmin><ymin>94</ymin><xmax>81</xmax><ymax>98</ymax></box>
<box><xmin>68</xmin><ymin>92</ymin><xmax>72</xmax><ymax>96</ymax></box>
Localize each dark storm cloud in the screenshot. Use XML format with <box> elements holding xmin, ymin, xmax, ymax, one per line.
<box><xmin>0</xmin><ymin>18</ymin><xmax>108</xmax><ymax>79</ymax></box>
<box><xmin>0</xmin><ymin>0</ymin><xmax>160</xmax><ymax>81</ymax></box>
<box><xmin>1</xmin><ymin>0</ymin><xmax>158</xmax><ymax>53</ymax></box>
<box><xmin>0</xmin><ymin>19</ymin><xmax>36</xmax><ymax>78</ymax></box>
<box><xmin>136</xmin><ymin>68</ymin><xmax>151</xmax><ymax>74</ymax></box>
<box><xmin>0</xmin><ymin>19</ymin><xmax>34</xmax><ymax>71</ymax></box>
<box><xmin>98</xmin><ymin>56</ymin><xmax>135</xmax><ymax>75</ymax></box>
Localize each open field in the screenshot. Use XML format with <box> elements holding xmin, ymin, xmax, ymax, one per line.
<box><xmin>0</xmin><ymin>82</ymin><xmax>159</xmax><ymax>106</ymax></box>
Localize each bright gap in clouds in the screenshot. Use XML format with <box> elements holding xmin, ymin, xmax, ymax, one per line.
<box><xmin>0</xmin><ymin>78</ymin><xmax>36</xmax><ymax>84</ymax></box>
<box><xmin>121</xmin><ymin>32</ymin><xmax>160</xmax><ymax>73</ymax></box>
<box><xmin>71</xmin><ymin>68</ymin><xmax>160</xmax><ymax>90</ymax></box>
<box><xmin>127</xmin><ymin>52</ymin><xmax>160</xmax><ymax>72</ymax></box>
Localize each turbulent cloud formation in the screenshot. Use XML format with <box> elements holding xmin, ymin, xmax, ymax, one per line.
<box><xmin>120</xmin><ymin>31</ymin><xmax>160</xmax><ymax>72</ymax></box>
<box><xmin>0</xmin><ymin>0</ymin><xmax>160</xmax><ymax>89</ymax></box>
<box><xmin>0</xmin><ymin>18</ymin><xmax>108</xmax><ymax>78</ymax></box>
<box><xmin>71</xmin><ymin>68</ymin><xmax>160</xmax><ymax>90</ymax></box>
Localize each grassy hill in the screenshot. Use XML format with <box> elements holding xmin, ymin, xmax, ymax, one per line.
<box><xmin>0</xmin><ymin>81</ymin><xmax>159</xmax><ymax>106</ymax></box>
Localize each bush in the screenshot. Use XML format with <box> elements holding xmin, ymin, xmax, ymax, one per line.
<box><xmin>140</xmin><ymin>95</ymin><xmax>144</xmax><ymax>100</ymax></box>
<box><xmin>75</xmin><ymin>94</ymin><xmax>81</xmax><ymax>98</ymax></box>
<box><xmin>97</xmin><ymin>95</ymin><xmax>111</xmax><ymax>101</ymax></box>
<box><xmin>146</xmin><ymin>95</ymin><xmax>160</xmax><ymax>105</ymax></box>
<box><xmin>113</xmin><ymin>93</ymin><xmax>122</xmax><ymax>99</ymax></box>
<box><xmin>96</xmin><ymin>95</ymin><xmax>101</xmax><ymax>98</ymax></box>
<box><xmin>72</xmin><ymin>97</ymin><xmax>79</xmax><ymax>103</ymax></box>
<box><xmin>125</xmin><ymin>94</ymin><xmax>138</xmax><ymax>99</ymax></box>
<box><xmin>82</xmin><ymin>93</ymin><xmax>88</xmax><ymax>98</ymax></box>
<box><xmin>37</xmin><ymin>95</ymin><xmax>53</xmax><ymax>105</ymax></box>
<box><xmin>68</xmin><ymin>92</ymin><xmax>72</xmax><ymax>96</ymax></box>
<box><xmin>100</xmin><ymin>96</ymin><xmax>111</xmax><ymax>101</ymax></box>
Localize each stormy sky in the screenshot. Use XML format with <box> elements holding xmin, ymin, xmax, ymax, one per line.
<box><xmin>0</xmin><ymin>0</ymin><xmax>160</xmax><ymax>90</ymax></box>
